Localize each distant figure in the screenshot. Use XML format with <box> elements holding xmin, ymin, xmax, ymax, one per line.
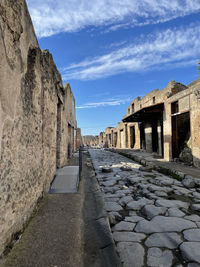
<box><xmin>100</xmin><ymin>141</ymin><xmax>103</xmax><ymax>150</ymax></box>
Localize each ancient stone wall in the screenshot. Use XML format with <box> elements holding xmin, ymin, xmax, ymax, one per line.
<box><xmin>188</xmin><ymin>79</ymin><xmax>200</xmax><ymax>168</ymax></box>
<box><xmin>0</xmin><ymin>0</ymin><xmax>77</xmax><ymax>255</ymax></box>
<box><xmin>76</xmin><ymin>128</ymin><xmax>82</xmax><ymax>149</ymax></box>
<box><xmin>102</xmin><ymin>79</ymin><xmax>200</xmax><ymax>168</ymax></box>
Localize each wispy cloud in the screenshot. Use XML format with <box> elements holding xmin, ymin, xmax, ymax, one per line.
<box><xmin>26</xmin><ymin>0</ymin><xmax>200</xmax><ymax>37</ymax></box>
<box><xmin>61</xmin><ymin>23</ymin><xmax>200</xmax><ymax>80</ymax></box>
<box><xmin>76</xmin><ymin>96</ymin><xmax>132</xmax><ymax>109</ymax></box>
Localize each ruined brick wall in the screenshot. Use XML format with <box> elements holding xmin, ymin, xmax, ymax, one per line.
<box><xmin>0</xmin><ymin>0</ymin><xmax>76</xmax><ymax>255</ymax></box>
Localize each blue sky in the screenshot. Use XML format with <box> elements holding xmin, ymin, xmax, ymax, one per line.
<box><xmin>26</xmin><ymin>0</ymin><xmax>200</xmax><ymax>135</ymax></box>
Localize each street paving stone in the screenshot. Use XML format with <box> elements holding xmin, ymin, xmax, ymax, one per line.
<box><xmin>166</xmin><ymin>207</ymin><xmax>186</xmax><ymax>217</ymax></box>
<box><xmin>155</xmin><ymin>199</ymin><xmax>189</xmax><ymax>209</ymax></box>
<box><xmin>154</xmin><ymin>190</ymin><xmax>168</xmax><ymax>197</ymax></box>
<box><xmin>124</xmin><ymin>215</ymin><xmax>144</xmax><ymax>223</ymax></box>
<box><xmin>102</xmin><ymin>180</ymin><xmax>117</xmax><ymax>187</ymax></box>
<box><xmin>127</xmin><ymin>177</ymin><xmax>144</xmax><ymax>184</ymax></box>
<box><xmin>145</xmin><ymin>232</ymin><xmax>182</xmax><ymax>249</ymax></box>
<box><xmin>112</xmin><ymin>221</ymin><xmax>135</xmax><ymax>231</ymax></box>
<box><xmin>142</xmin><ymin>204</ymin><xmax>167</xmax><ymax>219</ymax></box>
<box><xmin>127</xmin><ymin>197</ymin><xmax>154</xmax><ymax>210</ymax></box>
<box><xmin>89</xmin><ymin>149</ymin><xmax>200</xmax><ymax>267</ymax></box>
<box><xmin>118</xmin><ymin>195</ymin><xmax>133</xmax><ymax>205</ymax></box>
<box><xmin>113</xmin><ymin>232</ymin><xmax>146</xmax><ymax>242</ymax></box>
<box><xmin>193</xmin><ymin>192</ymin><xmax>200</xmax><ymax>199</ymax></box>
<box><xmin>105</xmin><ymin>202</ymin><xmax>123</xmax><ymax>212</ymax></box>
<box><xmin>187</xmin><ymin>263</ymin><xmax>200</xmax><ymax>267</ymax></box>
<box><xmin>180</xmin><ymin>242</ymin><xmax>200</xmax><ymax>263</ymax></box>
<box><xmin>147</xmin><ymin>247</ymin><xmax>173</xmax><ymax>267</ymax></box>
<box><xmin>184</xmin><ymin>214</ymin><xmax>200</xmax><ymax>222</ymax></box>
<box><xmin>105</xmin><ymin>197</ymin><xmax>119</xmax><ymax>202</ymax></box>
<box><xmin>183</xmin><ymin>229</ymin><xmax>200</xmax><ymax>241</ymax></box>
<box><xmin>117</xmin><ymin>242</ymin><xmax>144</xmax><ymax>267</ymax></box>
<box><xmin>182</xmin><ymin>177</ymin><xmax>196</xmax><ymax>188</ymax></box>
<box><xmin>135</xmin><ymin>216</ymin><xmax>197</xmax><ymax>233</ymax></box>
<box><xmin>190</xmin><ymin>203</ymin><xmax>200</xmax><ymax>211</ymax></box>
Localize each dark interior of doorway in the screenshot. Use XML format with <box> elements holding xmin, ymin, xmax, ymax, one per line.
<box><xmin>152</xmin><ymin>121</ymin><xmax>158</xmax><ymax>153</ymax></box>
<box><xmin>172</xmin><ymin>112</ymin><xmax>190</xmax><ymax>159</ymax></box>
<box><xmin>130</xmin><ymin>126</ymin><xmax>135</xmax><ymax>148</ymax></box>
<box><xmin>139</xmin><ymin>122</ymin><xmax>146</xmax><ymax>150</ymax></box>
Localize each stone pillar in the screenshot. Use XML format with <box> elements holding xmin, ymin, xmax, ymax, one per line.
<box><xmin>157</xmin><ymin>121</ymin><xmax>162</xmax><ymax>156</ymax></box>
<box><xmin>163</xmin><ymin>102</ymin><xmax>171</xmax><ymax>161</ymax></box>
<box><xmin>135</xmin><ymin>123</ymin><xmax>140</xmax><ymax>149</ymax></box>
<box><xmin>190</xmin><ymin>85</ymin><xmax>200</xmax><ymax>167</ymax></box>
<box><xmin>111</xmin><ymin>130</ymin><xmax>113</xmax><ymax>147</ymax></box>
<box><xmin>144</xmin><ymin>123</ymin><xmax>152</xmax><ymax>153</ymax></box>
<box><xmin>117</xmin><ymin>129</ymin><xmax>121</xmax><ymax>148</ymax></box>
<box><xmin>124</xmin><ymin>124</ymin><xmax>128</xmax><ymax>148</ymax></box>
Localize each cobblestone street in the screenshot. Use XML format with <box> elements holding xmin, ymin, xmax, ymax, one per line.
<box><xmin>89</xmin><ymin>149</ymin><xmax>200</xmax><ymax>267</ymax></box>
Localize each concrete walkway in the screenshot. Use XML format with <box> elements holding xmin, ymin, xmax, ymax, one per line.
<box><xmin>109</xmin><ymin>148</ymin><xmax>200</xmax><ymax>179</ymax></box>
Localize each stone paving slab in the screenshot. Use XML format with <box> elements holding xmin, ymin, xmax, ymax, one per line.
<box><xmin>49</xmin><ymin>166</ymin><xmax>79</xmax><ymax>193</ymax></box>
<box><xmin>145</xmin><ymin>232</ymin><xmax>182</xmax><ymax>249</ymax></box>
<box><xmin>89</xmin><ymin>149</ymin><xmax>200</xmax><ymax>267</ymax></box>
<box><xmin>116</xmin><ymin>242</ymin><xmax>144</xmax><ymax>267</ymax></box>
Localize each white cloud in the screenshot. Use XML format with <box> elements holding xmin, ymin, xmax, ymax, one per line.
<box><xmin>76</xmin><ymin>96</ymin><xmax>132</xmax><ymax>109</ymax></box>
<box><xmin>61</xmin><ymin>23</ymin><xmax>200</xmax><ymax>80</ymax></box>
<box><xmin>26</xmin><ymin>0</ymin><xmax>200</xmax><ymax>37</ymax></box>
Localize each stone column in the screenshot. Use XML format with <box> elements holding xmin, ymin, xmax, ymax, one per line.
<box><xmin>190</xmin><ymin>86</ymin><xmax>200</xmax><ymax>167</ymax></box>
<box><xmin>135</xmin><ymin>123</ymin><xmax>140</xmax><ymax>149</ymax></box>
<box><xmin>144</xmin><ymin>123</ymin><xmax>152</xmax><ymax>153</ymax></box>
<box><xmin>157</xmin><ymin>121</ymin><xmax>162</xmax><ymax>156</ymax></box>
<box><xmin>163</xmin><ymin>102</ymin><xmax>171</xmax><ymax>161</ymax></box>
<box><xmin>124</xmin><ymin>124</ymin><xmax>128</xmax><ymax>148</ymax></box>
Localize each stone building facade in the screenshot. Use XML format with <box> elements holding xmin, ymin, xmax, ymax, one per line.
<box><xmin>76</xmin><ymin>128</ymin><xmax>82</xmax><ymax>150</ymax></box>
<box><xmin>0</xmin><ymin>0</ymin><xmax>79</xmax><ymax>255</ymax></box>
<box><xmin>99</xmin><ymin>79</ymin><xmax>200</xmax><ymax>168</ymax></box>
<box><xmin>82</xmin><ymin>135</ymin><xmax>99</xmax><ymax>147</ymax></box>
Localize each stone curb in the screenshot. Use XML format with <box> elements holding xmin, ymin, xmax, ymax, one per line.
<box><xmin>88</xmin><ymin>151</ymin><xmax>122</xmax><ymax>267</ymax></box>
<box><xmin>108</xmin><ymin>149</ymin><xmax>197</xmax><ymax>182</ymax></box>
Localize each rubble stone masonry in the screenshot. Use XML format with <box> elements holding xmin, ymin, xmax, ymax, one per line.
<box><xmin>0</xmin><ymin>0</ymin><xmax>78</xmax><ymax>255</ymax></box>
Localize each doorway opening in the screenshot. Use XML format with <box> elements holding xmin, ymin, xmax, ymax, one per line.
<box><xmin>114</xmin><ymin>133</ymin><xmax>117</xmax><ymax>147</ymax></box>
<box><xmin>152</xmin><ymin>121</ymin><xmax>158</xmax><ymax>153</ymax></box>
<box><xmin>172</xmin><ymin>112</ymin><xmax>191</xmax><ymax>159</ymax></box>
<box><xmin>139</xmin><ymin>122</ymin><xmax>146</xmax><ymax>150</ymax></box>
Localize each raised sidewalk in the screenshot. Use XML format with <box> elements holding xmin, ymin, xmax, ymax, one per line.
<box><xmin>0</xmin><ymin>152</ymin><xmax>120</xmax><ymax>267</ymax></box>
<box><xmin>108</xmin><ymin>148</ymin><xmax>200</xmax><ymax>180</ymax></box>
